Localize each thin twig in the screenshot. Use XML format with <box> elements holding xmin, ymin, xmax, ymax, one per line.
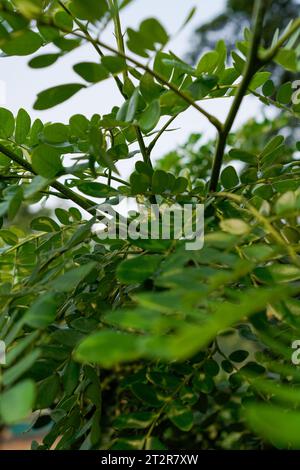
<box><xmin>148</xmin><ymin>114</ymin><xmax>179</xmax><ymax>154</ymax></box>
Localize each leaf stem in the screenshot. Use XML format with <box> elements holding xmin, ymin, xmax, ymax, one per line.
<box><xmin>98</xmin><ymin>172</ymin><xmax>129</xmax><ymax>186</ymax></box>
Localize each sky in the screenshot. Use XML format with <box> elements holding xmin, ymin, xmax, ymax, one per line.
<box><xmin>1</xmin><ymin>0</ymin><xmax>266</xmax><ymax>183</ymax></box>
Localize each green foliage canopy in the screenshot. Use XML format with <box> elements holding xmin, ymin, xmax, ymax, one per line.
<box><xmin>0</xmin><ymin>0</ymin><xmax>300</xmax><ymax>450</ymax></box>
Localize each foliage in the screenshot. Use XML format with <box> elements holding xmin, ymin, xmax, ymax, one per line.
<box><xmin>0</xmin><ymin>0</ymin><xmax>300</xmax><ymax>450</ymax></box>
<box><xmin>188</xmin><ymin>0</ymin><xmax>299</xmax><ymax>70</ymax></box>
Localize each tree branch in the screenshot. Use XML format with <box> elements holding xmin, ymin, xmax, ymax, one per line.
<box><xmin>0</xmin><ymin>143</ymin><xmax>97</xmax><ymax>215</ymax></box>
<box><xmin>107</xmin><ymin>0</ymin><xmax>152</xmax><ymax>167</ymax></box>
<box><xmin>209</xmin><ymin>0</ymin><xmax>267</xmax><ymax>192</ymax></box>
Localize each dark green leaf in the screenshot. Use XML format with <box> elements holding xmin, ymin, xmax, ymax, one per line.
<box><xmin>34</xmin><ymin>84</ymin><xmax>86</xmax><ymax>110</ymax></box>
<box><xmin>0</xmin><ymin>380</ymin><xmax>36</xmax><ymax>424</ymax></box>
<box><xmin>1</xmin><ymin>30</ymin><xmax>42</xmax><ymax>56</ymax></box>
<box><xmin>31</xmin><ymin>144</ymin><xmax>63</xmax><ymax>178</ymax></box>
<box><xmin>25</xmin><ymin>293</ymin><xmax>61</xmax><ymax>329</ymax></box>
<box><xmin>0</xmin><ymin>108</ymin><xmax>15</xmax><ymax>138</ymax></box>
<box><xmin>117</xmin><ymin>255</ymin><xmax>162</xmax><ymax>284</ymax></box>
<box><xmin>15</xmin><ymin>108</ymin><xmax>31</xmax><ymax>144</ymax></box>
<box><xmin>73</xmin><ymin>62</ymin><xmax>109</xmax><ymax>83</ymax></box>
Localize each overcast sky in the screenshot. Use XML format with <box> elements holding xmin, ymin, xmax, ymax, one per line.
<box><xmin>1</xmin><ymin>0</ymin><xmax>265</xmax><ymax>180</ymax></box>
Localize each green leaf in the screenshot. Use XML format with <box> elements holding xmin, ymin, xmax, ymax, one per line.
<box><xmin>50</xmin><ymin>262</ymin><xmax>97</xmax><ymax>292</ymax></box>
<box><xmin>125</xmin><ymin>89</ymin><xmax>139</xmax><ymax>122</ymax></box>
<box><xmin>130</xmin><ymin>172</ymin><xmax>150</xmax><ymax>194</ymax></box>
<box><xmin>1</xmin><ymin>30</ymin><xmax>42</xmax><ymax>56</ymax></box>
<box><xmin>262</xmin><ymin>79</ymin><xmax>275</xmax><ymax>97</ymax></box>
<box><xmin>167</xmin><ymin>403</ymin><xmax>194</xmax><ymax>431</ymax></box>
<box><xmin>29</xmin><ymin>53</ymin><xmax>61</xmax><ymax>69</ymax></box>
<box><xmin>173</xmin><ymin>177</ymin><xmax>188</xmax><ymax>194</ymax></box>
<box><xmin>34</xmin><ymin>84</ymin><xmax>86</xmax><ymax>110</ymax></box>
<box><xmin>6</xmin><ymin>332</ymin><xmax>39</xmax><ymax>367</ymax></box>
<box><xmin>252</xmin><ymin>183</ymin><xmax>273</xmax><ymax>199</ymax></box>
<box><xmin>221</xmin><ymin>360</ymin><xmax>233</xmax><ymax>373</ymax></box>
<box><xmin>36</xmin><ymin>375</ymin><xmax>60</xmax><ymax>409</ymax></box>
<box><xmin>0</xmin><ymin>229</ymin><xmax>18</xmax><ymax>245</ymax></box>
<box><xmin>131</xmin><ymin>383</ymin><xmax>161</xmax><ymax>407</ymax></box>
<box><xmin>69</xmin><ymin>114</ymin><xmax>89</xmax><ymax>137</ymax></box>
<box><xmin>43</xmin><ymin>123</ymin><xmax>69</xmax><ymax>144</ymax></box>
<box><xmin>138</xmin><ymin>100</ymin><xmax>160</xmax><ymax>132</ymax></box>
<box><xmin>13</xmin><ymin>0</ymin><xmax>43</xmax><ymax>18</ymax></box>
<box><xmin>249</xmin><ymin>72</ymin><xmax>271</xmax><ymax>91</ymax></box>
<box><xmin>139</xmin><ymin>18</ymin><xmax>168</xmax><ymax>46</ymax></box>
<box><xmin>31</xmin><ymin>144</ymin><xmax>63</xmax><ymax>178</ymax></box>
<box><xmin>114</xmin><ymin>412</ymin><xmax>155</xmax><ymax>430</ymax></box>
<box><xmin>229</xmin><ymin>148</ymin><xmax>256</xmax><ymax>164</ymax></box>
<box><xmin>276</xmin><ymin>82</ymin><xmax>292</xmax><ymax>104</ymax></box>
<box><xmin>221</xmin><ymin>166</ymin><xmax>239</xmax><ymax>189</ymax></box>
<box><xmin>55</xmin><ymin>208</ymin><xmax>72</xmax><ymax>225</ymax></box>
<box><xmin>152</xmin><ymin>169</ymin><xmax>169</xmax><ymax>193</ymax></box>
<box><xmin>0</xmin><ymin>108</ymin><xmax>15</xmax><ymax>138</ymax></box>
<box><xmin>232</xmin><ymin>51</ymin><xmax>246</xmax><ymax>74</ymax></box>
<box><xmin>127</xmin><ymin>18</ymin><xmax>168</xmax><ymax>57</ymax></box>
<box><xmin>140</xmin><ymin>73</ymin><xmax>162</xmax><ymax>102</ymax></box>
<box><xmin>54</xmin><ymin>11</ymin><xmax>73</xmax><ymax>31</ymax></box>
<box><xmin>65</xmin><ymin>218</ymin><xmax>94</xmax><ymax>249</ymax></box>
<box><xmin>30</xmin><ymin>216</ymin><xmax>60</xmax><ymax>232</ymax></box>
<box><xmin>25</xmin><ymin>293</ymin><xmax>61</xmax><ymax>329</ymax></box>
<box><xmin>15</xmin><ymin>108</ymin><xmax>31</xmax><ymax>144</ymax></box>
<box><xmin>260</xmin><ymin>135</ymin><xmax>284</xmax><ymax>159</ymax></box>
<box><xmin>275</xmin><ymin>191</ymin><xmax>296</xmax><ymax>215</ymax></box>
<box><xmin>2</xmin><ymin>349</ymin><xmax>40</xmax><ymax>387</ymax></box>
<box><xmin>43</xmin><ymin>123</ymin><xmax>69</xmax><ymax>145</ymax></box>
<box><xmin>102</xmin><ymin>56</ymin><xmax>127</xmax><ymax>74</ymax></box>
<box><xmin>117</xmin><ymin>255</ymin><xmax>162</xmax><ymax>284</ymax></box>
<box><xmin>75</xmin><ymin>181</ymin><xmax>118</xmax><ymax>198</ymax></box>
<box><xmin>180</xmin><ymin>6</ymin><xmax>197</xmax><ymax>30</ymax></box>
<box><xmin>0</xmin><ymin>185</ymin><xmax>23</xmax><ymax>220</ymax></box>
<box><xmin>220</xmin><ymin>219</ymin><xmax>250</xmax><ymax>236</ymax></box>
<box><xmin>73</xmin><ymin>62</ymin><xmax>109</xmax><ymax>83</ymax></box>
<box><xmin>135</xmin><ymin>161</ymin><xmax>154</xmax><ymax>177</ymax></box>
<box><xmin>193</xmin><ymin>374</ymin><xmax>214</xmax><ymax>394</ymax></box>
<box><xmin>145</xmin><ymin>286</ymin><xmax>292</xmax><ymax>362</ymax></box>
<box><xmin>63</xmin><ymin>361</ymin><xmax>80</xmax><ymax>396</ymax></box>
<box><xmin>254</xmin><ymin>264</ymin><xmax>300</xmax><ymax>283</ymax></box>
<box><xmin>275</xmin><ymin>48</ymin><xmax>297</xmax><ymax>72</ymax></box>
<box><xmin>0</xmin><ymin>380</ymin><xmax>36</xmax><ymax>424</ymax></box>
<box><xmin>70</xmin><ymin>0</ymin><xmax>108</xmax><ymax>22</ymax></box>
<box><xmin>153</xmin><ymin>52</ymin><xmax>173</xmax><ymax>80</ymax></box>
<box><xmin>229</xmin><ymin>350</ymin><xmax>249</xmax><ymax>363</ymax></box>
<box><xmin>245</xmin><ymin>404</ymin><xmax>300</xmax><ymax>449</ymax></box>
<box><xmin>188</xmin><ymin>75</ymin><xmax>218</xmax><ymax>100</ymax></box>
<box><xmin>75</xmin><ymin>331</ymin><xmax>143</xmax><ymax>367</ymax></box>
<box><xmin>196</xmin><ymin>51</ymin><xmax>219</xmax><ymax>75</ymax></box>
<box><xmin>204</xmin><ymin>359</ymin><xmax>220</xmax><ymax>376</ymax></box>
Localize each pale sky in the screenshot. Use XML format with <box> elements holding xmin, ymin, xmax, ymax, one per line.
<box><xmin>1</xmin><ymin>0</ymin><xmax>266</xmax><ymax>183</ymax></box>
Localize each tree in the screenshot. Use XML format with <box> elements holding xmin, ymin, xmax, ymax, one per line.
<box><xmin>0</xmin><ymin>0</ymin><xmax>300</xmax><ymax>450</ymax></box>
<box><xmin>189</xmin><ymin>0</ymin><xmax>299</xmax><ymax>65</ymax></box>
